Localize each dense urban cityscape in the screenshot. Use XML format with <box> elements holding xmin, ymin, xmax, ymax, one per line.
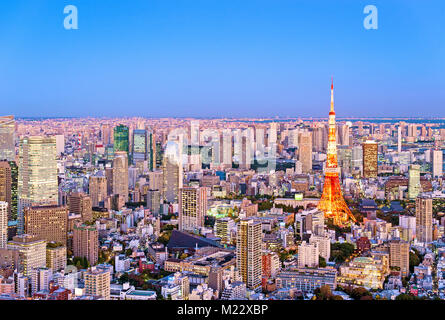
<box><xmin>0</xmin><ymin>81</ymin><xmax>444</xmax><ymax>301</ymax></box>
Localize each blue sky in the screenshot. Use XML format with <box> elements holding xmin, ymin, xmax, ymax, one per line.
<box><xmin>0</xmin><ymin>0</ymin><xmax>444</xmax><ymax>118</ymax></box>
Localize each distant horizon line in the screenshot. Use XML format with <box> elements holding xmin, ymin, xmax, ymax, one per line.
<box><xmin>13</xmin><ymin>116</ymin><xmax>445</xmax><ymax>121</ymax></box>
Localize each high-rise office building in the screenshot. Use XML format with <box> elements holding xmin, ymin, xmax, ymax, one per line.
<box><xmin>105</xmin><ymin>167</ymin><xmax>113</xmax><ymax>196</ymax></box>
<box><xmin>389</xmin><ymin>240</ymin><xmax>410</xmax><ymax>277</ymax></box>
<box><xmin>0</xmin><ymin>161</ymin><xmax>12</xmax><ymax>220</ymax></box>
<box><xmin>312</xmin><ymin>126</ymin><xmax>324</xmax><ymax>152</ymax></box>
<box><xmin>179</xmin><ymin>186</ymin><xmax>207</xmax><ymax>232</ymax></box>
<box><xmin>0</xmin><ymin>202</ymin><xmax>7</xmax><ymax>248</ymax></box>
<box><xmin>416</xmin><ymin>195</ymin><xmax>432</xmax><ymax>243</ymax></box>
<box><xmin>18</xmin><ymin>136</ymin><xmax>58</xmax><ymax>234</ymax></box>
<box><xmin>23</xmin><ymin>205</ymin><xmax>68</xmax><ymax>245</ymax></box>
<box><xmin>147</xmin><ymin>170</ymin><xmax>163</xmax><ymax>191</ymax></box>
<box><xmin>236</xmin><ymin>218</ymin><xmax>262</xmax><ymax>291</ymax></box>
<box><xmin>89</xmin><ymin>173</ymin><xmax>107</xmax><ymax>207</ymax></box>
<box><xmin>162</xmin><ymin>144</ymin><xmax>183</xmax><ymax>203</ymax></box>
<box><xmin>298</xmin><ymin>131</ymin><xmax>312</xmax><ymax>174</ymax></box>
<box><xmin>408</xmin><ymin>124</ymin><xmax>417</xmax><ymax>138</ymax></box>
<box><xmin>221</xmin><ymin>129</ymin><xmax>232</xmax><ymax>168</ymax></box>
<box><xmin>84</xmin><ymin>267</ymin><xmax>111</xmax><ymax>300</ymax></box>
<box><xmin>432</xmin><ymin>149</ymin><xmax>443</xmax><ymax>178</ymax></box>
<box><xmin>0</xmin><ymin>115</ymin><xmax>15</xmax><ymax>162</ymax></box>
<box><xmin>147</xmin><ymin>130</ymin><xmax>157</xmax><ymax>171</ymax></box>
<box><xmin>268</xmin><ymin>123</ymin><xmax>277</xmax><ymax>157</ymax></box>
<box><xmin>113</xmin><ymin>124</ymin><xmax>130</xmax><ymax>160</ymax></box>
<box><xmin>408</xmin><ymin>164</ymin><xmax>421</xmax><ymax>200</ymax></box>
<box><xmin>397</xmin><ymin>125</ymin><xmax>402</xmax><ymax>153</ymax></box>
<box><xmin>73</xmin><ymin>224</ymin><xmax>99</xmax><ymax>265</ymax></box>
<box><xmin>338</xmin><ymin>123</ymin><xmax>351</xmax><ymax>146</ymax></box>
<box><xmin>55</xmin><ymin>134</ymin><xmax>65</xmax><ymax>156</ymax></box>
<box><xmin>132</xmin><ymin>129</ymin><xmax>147</xmax><ymax>164</ymax></box>
<box><xmin>101</xmin><ymin>124</ymin><xmax>112</xmax><ymax>145</ymax></box>
<box><xmin>8</xmin><ymin>161</ymin><xmax>18</xmax><ymax>220</ymax></box>
<box><xmin>214</xmin><ymin>217</ymin><xmax>234</xmax><ymax>245</ymax></box>
<box><xmin>68</xmin><ymin>192</ymin><xmax>93</xmax><ymax>222</ymax></box>
<box><xmin>240</xmin><ymin>131</ymin><xmax>253</xmax><ymax>170</ymax></box>
<box><xmin>146</xmin><ymin>189</ymin><xmax>161</xmax><ymax>216</ymax></box>
<box><xmin>7</xmin><ymin>235</ymin><xmax>46</xmax><ymax>278</ymax></box>
<box><xmin>362</xmin><ymin>140</ymin><xmax>378</xmax><ymax>178</ymax></box>
<box><xmin>351</xmin><ymin>145</ymin><xmax>363</xmax><ymax>172</ymax></box>
<box><xmin>112</xmin><ymin>151</ymin><xmax>129</xmax><ymax>202</ymax></box>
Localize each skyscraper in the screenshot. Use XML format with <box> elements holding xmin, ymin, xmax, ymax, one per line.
<box><xmin>221</xmin><ymin>129</ymin><xmax>232</xmax><ymax>169</ymax></box>
<box><xmin>73</xmin><ymin>224</ymin><xmax>99</xmax><ymax>265</ymax></box>
<box><xmin>112</xmin><ymin>151</ymin><xmax>129</xmax><ymax>203</ymax></box>
<box><xmin>0</xmin><ymin>115</ymin><xmax>15</xmax><ymax>162</ymax></box>
<box><xmin>0</xmin><ymin>202</ymin><xmax>7</xmax><ymax>248</ymax></box>
<box><xmin>132</xmin><ymin>129</ymin><xmax>147</xmax><ymax>164</ymax></box>
<box><xmin>298</xmin><ymin>131</ymin><xmax>312</xmax><ymax>174</ymax></box>
<box><xmin>113</xmin><ymin>124</ymin><xmax>130</xmax><ymax>159</ymax></box>
<box><xmin>148</xmin><ymin>130</ymin><xmax>157</xmax><ymax>171</ymax></box>
<box><xmin>179</xmin><ymin>186</ymin><xmax>208</xmax><ymax>232</ymax></box>
<box><xmin>8</xmin><ymin>161</ymin><xmax>18</xmax><ymax>220</ymax></box>
<box><xmin>236</xmin><ymin>218</ymin><xmax>262</xmax><ymax>291</ymax></box>
<box><xmin>68</xmin><ymin>193</ymin><xmax>93</xmax><ymax>222</ymax></box>
<box><xmin>18</xmin><ymin>136</ymin><xmax>58</xmax><ymax>234</ymax></box>
<box><xmin>389</xmin><ymin>240</ymin><xmax>410</xmax><ymax>277</ymax></box>
<box><xmin>317</xmin><ymin>80</ymin><xmax>356</xmax><ymax>226</ymax></box>
<box><xmin>0</xmin><ymin>161</ymin><xmax>12</xmax><ymax>220</ymax></box>
<box><xmin>162</xmin><ymin>142</ymin><xmax>183</xmax><ymax>203</ymax></box>
<box><xmin>432</xmin><ymin>149</ymin><xmax>443</xmax><ymax>178</ymax></box>
<box><xmin>24</xmin><ymin>205</ymin><xmax>68</xmax><ymax>245</ymax></box>
<box><xmin>146</xmin><ymin>189</ymin><xmax>161</xmax><ymax>216</ymax></box>
<box><xmin>105</xmin><ymin>167</ymin><xmax>113</xmax><ymax>196</ymax></box>
<box><xmin>416</xmin><ymin>194</ymin><xmax>432</xmax><ymax>243</ymax></box>
<box><xmin>89</xmin><ymin>173</ymin><xmax>107</xmax><ymax>207</ymax></box>
<box><xmin>408</xmin><ymin>164</ymin><xmax>421</xmax><ymax>200</ymax></box>
<box><xmin>100</xmin><ymin>124</ymin><xmax>112</xmax><ymax>145</ymax></box>
<box><xmin>214</xmin><ymin>218</ymin><xmax>234</xmax><ymax>245</ymax></box>
<box><xmin>362</xmin><ymin>140</ymin><xmax>378</xmax><ymax>178</ymax></box>
<box><xmin>397</xmin><ymin>125</ymin><xmax>402</xmax><ymax>153</ymax></box>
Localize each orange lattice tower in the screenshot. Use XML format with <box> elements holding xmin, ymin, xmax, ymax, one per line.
<box><xmin>317</xmin><ymin>79</ymin><xmax>356</xmax><ymax>226</ymax></box>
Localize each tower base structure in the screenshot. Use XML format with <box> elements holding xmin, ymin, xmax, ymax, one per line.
<box><xmin>318</xmin><ymin>172</ymin><xmax>356</xmax><ymax>227</ymax></box>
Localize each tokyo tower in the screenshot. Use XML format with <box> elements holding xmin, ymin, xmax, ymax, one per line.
<box><xmin>317</xmin><ymin>79</ymin><xmax>356</xmax><ymax>226</ymax></box>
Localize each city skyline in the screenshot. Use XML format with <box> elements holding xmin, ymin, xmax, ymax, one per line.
<box><xmin>0</xmin><ymin>1</ymin><xmax>444</xmax><ymax>118</ymax></box>
<box><xmin>1</xmin><ymin>1</ymin><xmax>445</xmax><ymax>306</ymax></box>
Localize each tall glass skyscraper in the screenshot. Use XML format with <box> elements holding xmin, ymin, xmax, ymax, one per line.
<box><xmin>113</xmin><ymin>125</ymin><xmax>129</xmax><ymax>159</ymax></box>
<box><xmin>0</xmin><ymin>116</ymin><xmax>15</xmax><ymax>161</ymax></box>
<box><xmin>18</xmin><ymin>136</ymin><xmax>58</xmax><ymax>233</ymax></box>
<box><xmin>132</xmin><ymin>129</ymin><xmax>147</xmax><ymax>163</ymax></box>
<box><xmin>148</xmin><ymin>131</ymin><xmax>156</xmax><ymax>171</ymax></box>
<box><xmin>132</xmin><ymin>129</ymin><xmax>156</xmax><ymax>170</ymax></box>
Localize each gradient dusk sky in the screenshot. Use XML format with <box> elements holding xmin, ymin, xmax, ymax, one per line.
<box><xmin>0</xmin><ymin>0</ymin><xmax>444</xmax><ymax>118</ymax></box>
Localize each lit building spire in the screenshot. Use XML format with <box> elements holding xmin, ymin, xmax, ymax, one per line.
<box><xmin>330</xmin><ymin>77</ymin><xmax>334</xmax><ymax>113</ymax></box>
